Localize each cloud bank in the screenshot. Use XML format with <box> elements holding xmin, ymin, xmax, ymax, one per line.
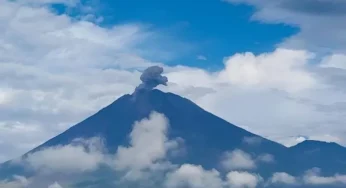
<box><xmin>3</xmin><ymin>112</ymin><xmax>346</xmax><ymax>188</ymax></box>
<box><xmin>23</xmin><ymin>137</ymin><xmax>107</xmax><ymax>173</ymax></box>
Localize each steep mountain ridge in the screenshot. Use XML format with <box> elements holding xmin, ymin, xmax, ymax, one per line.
<box><xmin>1</xmin><ymin>89</ymin><xmax>346</xmax><ymax>187</ymax></box>
<box><xmin>29</xmin><ymin>89</ymin><xmax>289</xmax><ymax>171</ymax></box>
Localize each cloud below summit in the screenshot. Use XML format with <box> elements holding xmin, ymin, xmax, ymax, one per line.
<box><xmin>4</xmin><ymin>112</ymin><xmax>346</xmax><ymax>187</ymax></box>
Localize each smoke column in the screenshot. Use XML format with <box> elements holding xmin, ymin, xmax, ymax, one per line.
<box><xmin>134</xmin><ymin>66</ymin><xmax>168</xmax><ymax>94</ymax></box>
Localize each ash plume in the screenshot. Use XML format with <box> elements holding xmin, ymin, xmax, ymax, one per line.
<box><xmin>134</xmin><ymin>66</ymin><xmax>168</xmax><ymax>93</ymax></box>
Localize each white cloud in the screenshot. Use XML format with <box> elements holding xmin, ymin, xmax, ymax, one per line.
<box><xmin>256</xmin><ymin>154</ymin><xmax>275</xmax><ymax>163</ymax></box>
<box><xmin>165</xmin><ymin>52</ymin><xmax>346</xmax><ymax>147</ymax></box>
<box><xmin>224</xmin><ymin>0</ymin><xmax>346</xmax><ymax>53</ymax></box>
<box><xmin>23</xmin><ymin>137</ymin><xmax>107</xmax><ymax>173</ymax></box>
<box><xmin>269</xmin><ymin>172</ymin><xmax>298</xmax><ymax>185</ymax></box>
<box><xmin>18</xmin><ymin>0</ymin><xmax>79</xmax><ymax>6</ymax></box>
<box><xmin>226</xmin><ymin>171</ymin><xmax>262</xmax><ymax>188</ymax></box>
<box><xmin>0</xmin><ymin>0</ymin><xmax>180</xmax><ymax>162</ymax></box>
<box><xmin>197</xmin><ymin>55</ymin><xmax>207</xmax><ymax>61</ymax></box>
<box><xmin>303</xmin><ymin>168</ymin><xmax>346</xmax><ymax>185</ymax></box>
<box><xmin>217</xmin><ymin>0</ymin><xmax>346</xmax><ymax>147</ymax></box>
<box><xmin>0</xmin><ymin>175</ymin><xmax>30</xmax><ymax>188</ymax></box>
<box><xmin>218</xmin><ymin>48</ymin><xmax>316</xmax><ymax>92</ymax></box>
<box><xmin>308</xmin><ymin>135</ymin><xmax>342</xmax><ymax>145</ymax></box>
<box><xmin>165</xmin><ymin>164</ymin><xmax>223</xmax><ymax>188</ymax></box>
<box><xmin>3</xmin><ymin>114</ymin><xmax>180</xmax><ymax>186</ymax></box>
<box><xmin>48</xmin><ymin>182</ymin><xmax>63</xmax><ymax>188</ymax></box>
<box><xmin>221</xmin><ymin>149</ymin><xmax>256</xmax><ymax>170</ymax></box>
<box><xmin>242</xmin><ymin>136</ymin><xmax>262</xmax><ymax>146</ymax></box>
<box><xmin>114</xmin><ymin>112</ymin><xmax>178</xmax><ymax>180</ymax></box>
<box><xmin>304</xmin><ymin>174</ymin><xmax>346</xmax><ymax>185</ymax></box>
<box><xmin>321</xmin><ymin>54</ymin><xmax>346</xmax><ymax>70</ymax></box>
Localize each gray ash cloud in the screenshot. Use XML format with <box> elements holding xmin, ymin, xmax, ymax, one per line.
<box><xmin>134</xmin><ymin>66</ymin><xmax>168</xmax><ymax>93</ymax></box>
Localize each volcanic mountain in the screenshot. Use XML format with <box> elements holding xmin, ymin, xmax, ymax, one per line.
<box><xmin>1</xmin><ymin>66</ymin><xmax>346</xmax><ymax>188</ymax></box>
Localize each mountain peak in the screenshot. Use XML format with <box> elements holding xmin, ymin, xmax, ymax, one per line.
<box><xmin>2</xmin><ymin>66</ymin><xmax>346</xmax><ymax>187</ymax></box>
<box><xmin>292</xmin><ymin>140</ymin><xmax>344</xmax><ymax>149</ymax></box>
<box><xmin>12</xmin><ymin>82</ymin><xmax>286</xmax><ymax>169</ymax></box>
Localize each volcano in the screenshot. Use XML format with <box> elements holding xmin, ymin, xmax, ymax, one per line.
<box><xmin>1</xmin><ymin>66</ymin><xmax>346</xmax><ymax>188</ymax></box>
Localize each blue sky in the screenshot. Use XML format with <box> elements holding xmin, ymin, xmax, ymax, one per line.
<box><xmin>52</xmin><ymin>0</ymin><xmax>297</xmax><ymax>69</ymax></box>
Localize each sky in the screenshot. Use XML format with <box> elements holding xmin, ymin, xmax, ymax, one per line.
<box><xmin>1</xmin><ymin>0</ymin><xmax>346</xmax><ymax>164</ymax></box>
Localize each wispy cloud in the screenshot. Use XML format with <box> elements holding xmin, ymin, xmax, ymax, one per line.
<box><xmin>221</xmin><ymin>149</ymin><xmax>256</xmax><ymax>170</ymax></box>
<box><xmin>197</xmin><ymin>55</ymin><xmax>207</xmax><ymax>61</ymax></box>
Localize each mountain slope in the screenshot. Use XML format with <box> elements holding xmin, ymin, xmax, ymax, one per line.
<box><xmin>1</xmin><ymin>89</ymin><xmax>346</xmax><ymax>187</ymax></box>
<box><xmin>289</xmin><ymin>140</ymin><xmax>346</xmax><ymax>175</ymax></box>
<box><xmin>29</xmin><ymin>89</ymin><xmax>289</xmax><ymax>174</ymax></box>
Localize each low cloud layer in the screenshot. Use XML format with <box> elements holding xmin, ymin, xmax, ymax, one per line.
<box><xmin>303</xmin><ymin>168</ymin><xmax>346</xmax><ymax>185</ymax></box>
<box><xmin>226</xmin><ymin>171</ymin><xmax>262</xmax><ymax>188</ymax></box>
<box><xmin>114</xmin><ymin>112</ymin><xmax>178</xmax><ymax>180</ymax></box>
<box><xmin>3</xmin><ymin>112</ymin><xmax>346</xmax><ymax>188</ymax></box>
<box><xmin>256</xmin><ymin>154</ymin><xmax>275</xmax><ymax>164</ymax></box>
<box><xmin>269</xmin><ymin>172</ymin><xmax>298</xmax><ymax>185</ymax></box>
<box><xmin>165</xmin><ymin>164</ymin><xmax>223</xmax><ymax>188</ymax></box>
<box><xmin>0</xmin><ymin>175</ymin><xmax>30</xmax><ymax>188</ymax></box>
<box><xmin>267</xmin><ymin>168</ymin><xmax>346</xmax><ymax>186</ymax></box>
<box><xmin>23</xmin><ymin>137</ymin><xmax>107</xmax><ymax>173</ymax></box>
<box><xmin>221</xmin><ymin>149</ymin><xmax>256</xmax><ymax>170</ymax></box>
<box><xmin>48</xmin><ymin>182</ymin><xmax>63</xmax><ymax>188</ymax></box>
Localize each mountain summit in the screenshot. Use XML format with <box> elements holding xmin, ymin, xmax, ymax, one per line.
<box><xmin>1</xmin><ymin>66</ymin><xmax>346</xmax><ymax>188</ymax></box>
<box><xmin>27</xmin><ymin>66</ymin><xmax>287</xmax><ymax>170</ymax></box>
